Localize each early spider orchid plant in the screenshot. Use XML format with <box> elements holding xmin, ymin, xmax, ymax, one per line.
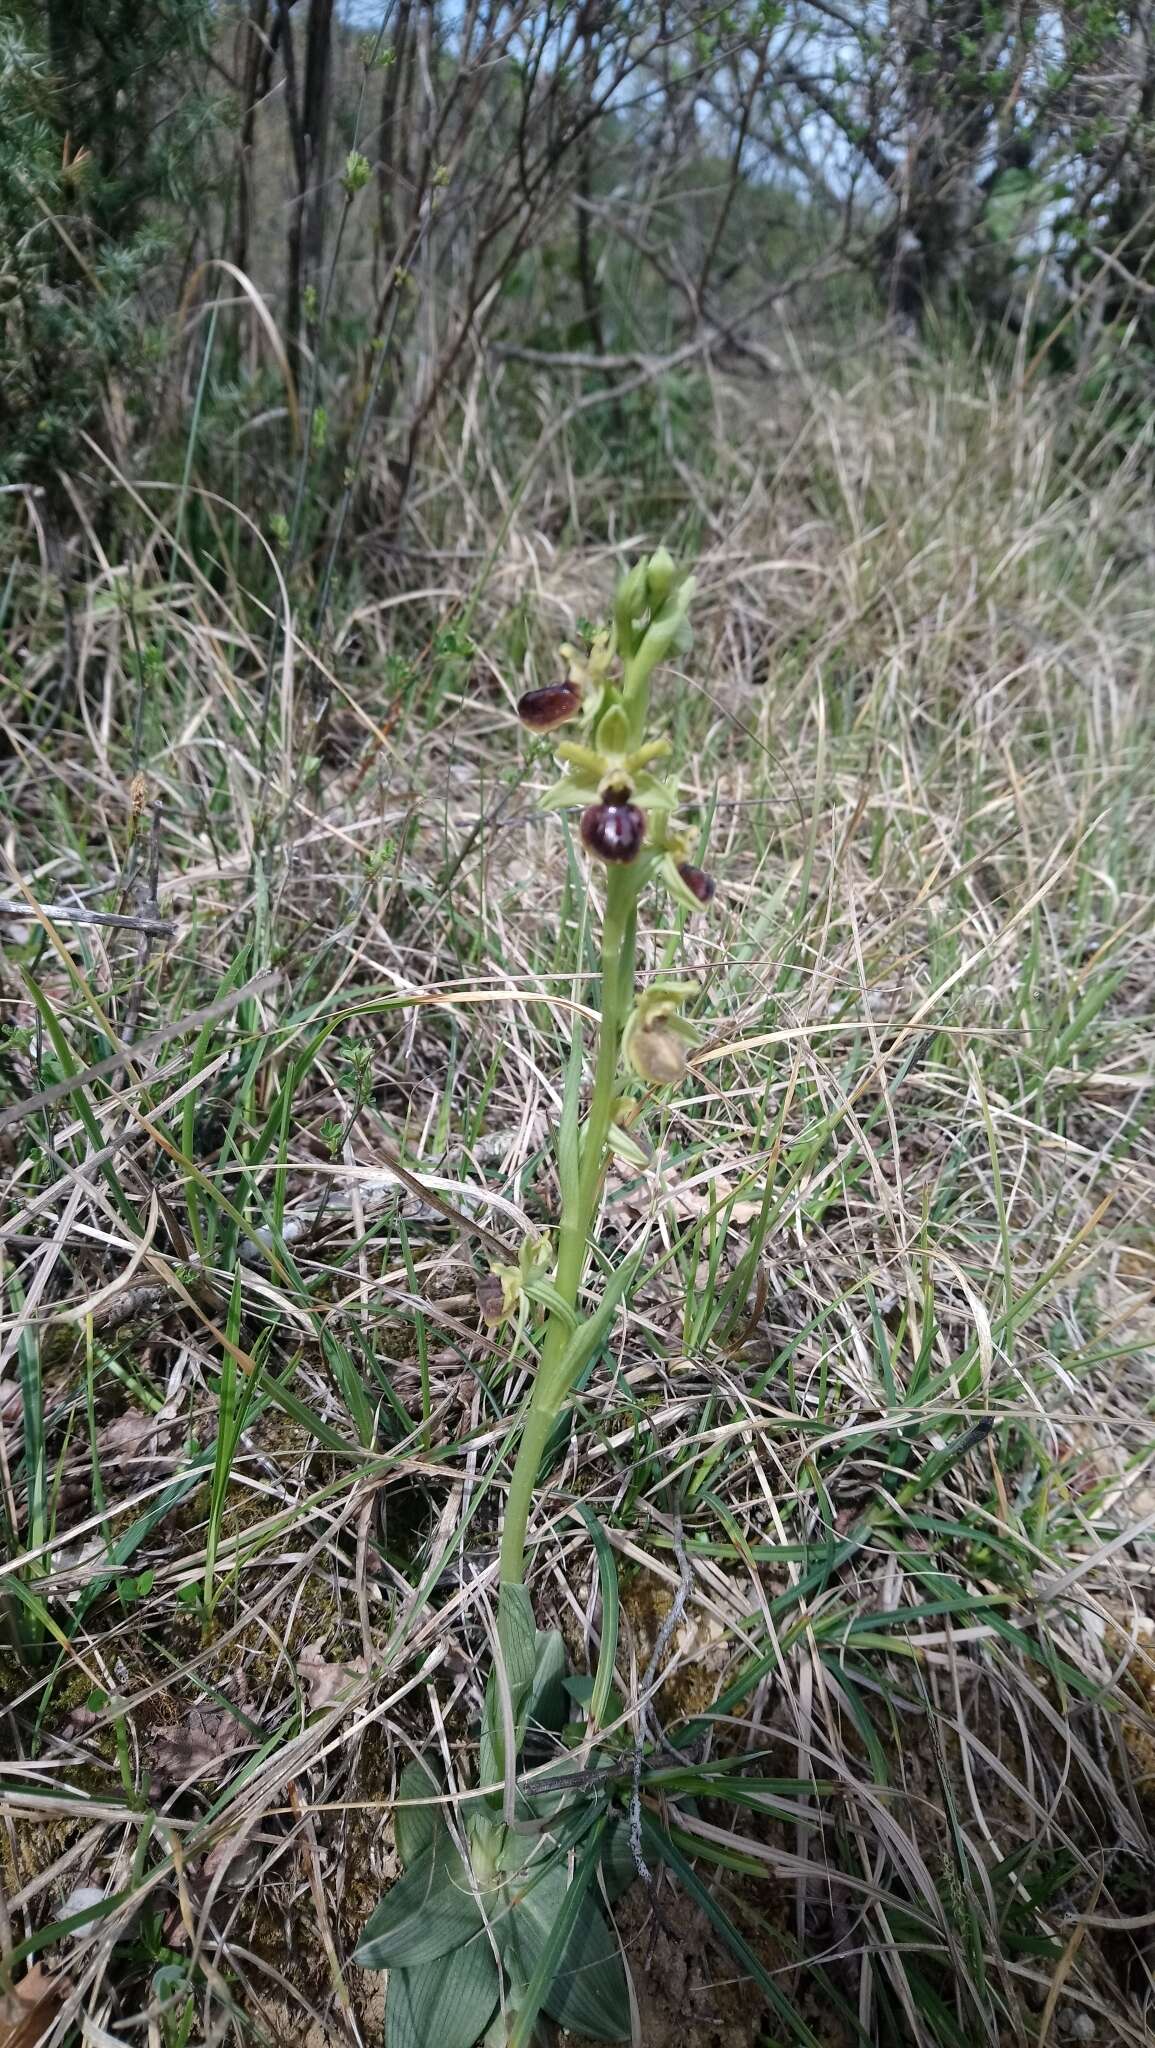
<box><xmin>357</xmin><ymin>552</ymin><xmax>713</xmax><ymax>2048</ymax></box>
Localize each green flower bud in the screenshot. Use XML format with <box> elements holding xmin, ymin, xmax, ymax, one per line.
<box><xmin>613</xmin><ymin>562</ymin><xmax>648</xmax><ymax>659</ymax></box>
<box><xmin>645</xmin><ymin>546</ymin><xmax>677</xmax><ymax>609</ymax></box>
<box><xmin>638</xmin><ymin>590</ymin><xmax>694</xmax><ymax>669</ymax></box>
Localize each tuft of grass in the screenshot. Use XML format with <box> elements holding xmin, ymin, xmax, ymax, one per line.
<box><xmin>1</xmin><ymin>347</ymin><xmax>1153</xmax><ymax>2047</ymax></box>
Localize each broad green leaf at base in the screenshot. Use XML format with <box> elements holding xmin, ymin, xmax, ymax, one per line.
<box><xmin>354</xmin><ymin>1841</ymin><xmax>485</xmax><ymax>1970</ymax></box>
<box><xmin>502</xmin><ymin>1855</ymin><xmax>630</xmax><ymax>2041</ymax></box>
<box><xmin>386</xmin><ymin>1936</ymin><xmax>500</xmax><ymax>2048</ymax></box>
<box><xmin>395</xmin><ymin>1756</ymin><xmax>444</xmax><ymax>1869</ymax></box>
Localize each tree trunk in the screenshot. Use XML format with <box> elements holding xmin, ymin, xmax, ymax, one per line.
<box><xmin>574</xmin><ymin>15</ymin><xmax>607</xmax><ymax>355</ymax></box>
<box><xmin>377</xmin><ymin>0</ymin><xmax>414</xmax><ymax>278</ymax></box>
<box><xmin>301</xmin><ymin>0</ymin><xmax>336</xmax><ymax>311</ymax></box>
<box><xmin>278</xmin><ymin>0</ymin><xmax>308</xmax><ymax>371</ymax></box>
<box><xmin>232</xmin><ymin>0</ymin><xmax>271</xmax><ymax>280</ymax></box>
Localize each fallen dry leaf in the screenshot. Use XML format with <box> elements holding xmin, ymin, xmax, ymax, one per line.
<box><xmin>671</xmin><ymin>1179</ymin><xmax>762</xmax><ymax>1227</ymax></box>
<box><xmin>47</xmin><ymin>1534</ymin><xmax>108</xmax><ymax>1588</ymax></box>
<box><xmin>80</xmin><ymin>2020</ymin><xmax>131</xmax><ymax>2048</ymax></box>
<box><xmin>0</xmin><ymin>1963</ymin><xmax>64</xmax><ymax>2048</ymax></box>
<box><xmin>97</xmin><ymin>1401</ymin><xmax>181</xmax><ymax>1471</ymax></box>
<box><xmin>150</xmin><ymin>1708</ymin><xmax>247</xmax><ymax>1787</ymax></box>
<box><xmin>203</xmin><ymin>1828</ymin><xmax>264</xmax><ymax>1889</ymax></box>
<box><xmin>98</xmin><ymin>1411</ymin><xmax>163</xmax><ymax>1460</ymax></box>
<box><xmin>296</xmin><ymin>1641</ymin><xmax>368</xmax><ymax>1713</ymax></box>
<box><xmin>612</xmin><ymin>1165</ymin><xmax>762</xmax><ymax>1228</ymax></box>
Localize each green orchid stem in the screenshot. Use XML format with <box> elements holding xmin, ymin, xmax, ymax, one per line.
<box><xmin>499</xmin><ymin>861</ymin><xmax>639</xmax><ymax>1589</ymax></box>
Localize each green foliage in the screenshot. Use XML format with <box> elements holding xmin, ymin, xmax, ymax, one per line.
<box><xmin>0</xmin><ymin>1</ymin><xmax>215</xmax><ymax>488</ymax></box>
<box><xmin>356</xmin><ymin>1839</ymin><xmax>488</xmax><ymax>1969</ymax></box>
<box><xmin>478</xmin><ymin>1583</ymin><xmax>540</xmax><ymax>1790</ymax></box>
<box><xmin>984</xmin><ymin>167</ymin><xmax>1047</xmax><ymax>244</ymax></box>
<box><xmin>502</xmin><ymin>1852</ymin><xmax>631</xmax><ymax>2041</ymax></box>
<box><xmin>385</xmin><ymin>1942</ymin><xmax>500</xmax><ymax>2048</ymax></box>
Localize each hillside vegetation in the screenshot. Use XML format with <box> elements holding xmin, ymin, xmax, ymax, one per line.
<box><xmin>2</xmin><ymin>7</ymin><xmax>1154</xmax><ymax>2048</ymax></box>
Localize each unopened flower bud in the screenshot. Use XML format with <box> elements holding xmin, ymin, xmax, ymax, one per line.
<box><xmin>517</xmin><ymin>682</ymin><xmax>581</xmax><ymax>731</ymax></box>
<box><xmin>613</xmin><ymin>562</ymin><xmax>648</xmax><ymax>657</ymax></box>
<box><xmin>645</xmin><ymin>546</ymin><xmax>677</xmax><ymax>609</ymax></box>
<box><xmin>580</xmin><ymin>789</ymin><xmax>646</xmax><ymax>863</ymax></box>
<box><xmin>677</xmin><ymin>861</ymin><xmax>716</xmax><ymax>905</ymax></box>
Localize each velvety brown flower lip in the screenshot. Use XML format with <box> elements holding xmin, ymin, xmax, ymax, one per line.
<box><xmin>677</xmin><ymin>860</ymin><xmax>716</xmax><ymax>904</ymax></box>
<box><xmin>516</xmin><ymin>682</ymin><xmax>581</xmax><ymax>731</ymax></box>
<box><xmin>581</xmin><ymin>788</ymin><xmax>646</xmax><ymax>862</ymax></box>
<box><xmin>476</xmin><ymin>1273</ymin><xmax>507</xmax><ymax>1322</ymax></box>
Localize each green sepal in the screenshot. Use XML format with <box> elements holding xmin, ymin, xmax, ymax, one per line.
<box><xmin>538</xmin><ymin>774</ymin><xmax>595</xmax><ymax>812</ymax></box>
<box><xmin>608</xmin><ymin>1121</ymin><xmax>650</xmax><ymax>1168</ymax></box>
<box><xmin>385</xmin><ymin>1936</ymin><xmax>500</xmax><ymax>2048</ymax></box>
<box><xmin>629</xmin><ymin>771</ymin><xmax>677</xmax><ymax>814</ymax></box>
<box><xmin>593</xmin><ymin>701</ymin><xmax>630</xmax><ymax>754</ymax></box>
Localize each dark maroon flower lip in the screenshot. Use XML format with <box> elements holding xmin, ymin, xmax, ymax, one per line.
<box><xmin>516</xmin><ymin>682</ymin><xmax>581</xmax><ymax>731</ymax></box>
<box><xmin>581</xmin><ymin>790</ymin><xmax>646</xmax><ymax>863</ymax></box>
<box><xmin>677</xmin><ymin>861</ymin><xmax>716</xmax><ymax>905</ymax></box>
